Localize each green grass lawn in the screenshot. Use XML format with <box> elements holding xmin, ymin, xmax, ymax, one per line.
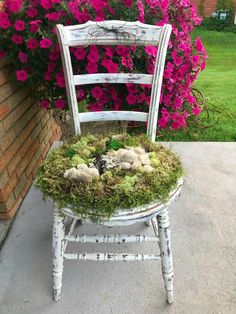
<box><xmin>159</xmin><ymin>29</ymin><xmax>236</xmax><ymax>142</ymax></box>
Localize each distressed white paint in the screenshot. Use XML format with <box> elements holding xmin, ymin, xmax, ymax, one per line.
<box><xmin>63</xmin><ymin>20</ymin><xmax>162</xmax><ymax>46</ymax></box>
<box><xmin>64</xmin><ymin>253</ymin><xmax>161</xmax><ymax>261</ymax></box>
<box><xmin>52</xmin><ymin>206</ymin><xmax>65</xmax><ymax>302</ymax></box>
<box><xmin>74</xmin><ymin>73</ymin><xmax>153</xmax><ymax>85</ymax></box>
<box><xmin>79</xmin><ymin>111</ymin><xmax>148</xmax><ymax>123</ymax></box>
<box><xmin>157</xmin><ymin>209</ymin><xmax>174</xmax><ymax>304</ymax></box>
<box><xmin>64</xmin><ymin>234</ymin><xmax>159</xmax><ymax>243</ymax></box>
<box><xmin>52</xmin><ymin>20</ymin><xmax>180</xmax><ymax>304</ymax></box>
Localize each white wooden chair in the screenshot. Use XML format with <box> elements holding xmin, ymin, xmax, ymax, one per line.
<box><xmin>53</xmin><ymin>20</ymin><xmax>183</xmax><ymax>304</ymax></box>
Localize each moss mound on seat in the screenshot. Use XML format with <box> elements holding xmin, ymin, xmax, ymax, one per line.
<box><xmin>35</xmin><ymin>134</ymin><xmax>183</xmax><ymax>221</ymax></box>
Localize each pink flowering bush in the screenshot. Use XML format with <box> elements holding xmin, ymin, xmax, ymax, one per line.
<box><xmin>0</xmin><ymin>0</ymin><xmax>207</xmax><ymax>130</ymax></box>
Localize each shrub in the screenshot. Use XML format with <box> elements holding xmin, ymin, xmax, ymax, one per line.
<box><xmin>201</xmin><ymin>17</ymin><xmax>236</xmax><ymax>32</ymax></box>
<box><xmin>216</xmin><ymin>0</ymin><xmax>234</xmax><ymax>14</ymax></box>
<box><xmin>0</xmin><ymin>0</ymin><xmax>207</xmax><ymax>130</ymax></box>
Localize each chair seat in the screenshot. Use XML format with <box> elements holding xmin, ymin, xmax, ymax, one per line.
<box><xmin>39</xmin><ymin>136</ymin><xmax>184</xmax><ymax>225</ymax></box>
<box><xmin>59</xmin><ymin>177</ymin><xmax>183</xmax><ymax>226</ymax></box>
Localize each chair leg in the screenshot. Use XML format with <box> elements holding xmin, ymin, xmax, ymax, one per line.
<box><xmin>157</xmin><ymin>208</ymin><xmax>174</xmax><ymax>304</ymax></box>
<box><xmin>52</xmin><ymin>207</ymin><xmax>65</xmax><ymax>302</ymax></box>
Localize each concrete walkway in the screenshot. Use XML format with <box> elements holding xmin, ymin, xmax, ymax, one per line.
<box><xmin>0</xmin><ymin>143</ymin><xmax>236</xmax><ymax>314</ymax></box>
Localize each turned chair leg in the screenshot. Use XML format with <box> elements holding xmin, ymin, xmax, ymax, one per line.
<box><xmin>157</xmin><ymin>209</ymin><xmax>174</xmax><ymax>304</ymax></box>
<box><xmin>52</xmin><ymin>207</ymin><xmax>65</xmax><ymax>302</ymax></box>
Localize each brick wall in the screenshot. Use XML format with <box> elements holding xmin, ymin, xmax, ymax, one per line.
<box><xmin>0</xmin><ymin>60</ymin><xmax>61</xmax><ymax>220</ymax></box>
<box><xmin>191</xmin><ymin>0</ymin><xmax>236</xmax><ymax>16</ymax></box>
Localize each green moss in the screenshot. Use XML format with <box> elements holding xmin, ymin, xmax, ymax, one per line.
<box><xmin>35</xmin><ymin>133</ymin><xmax>183</xmax><ymax>221</ymax></box>
<box><xmin>71</xmin><ymin>155</ymin><xmax>86</xmax><ymax>167</ymax></box>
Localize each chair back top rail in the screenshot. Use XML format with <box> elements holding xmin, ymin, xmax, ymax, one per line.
<box><xmin>56</xmin><ymin>20</ymin><xmax>172</xmax><ymax>142</ymax></box>
<box><xmin>61</xmin><ymin>20</ymin><xmax>162</xmax><ymax>46</ymax></box>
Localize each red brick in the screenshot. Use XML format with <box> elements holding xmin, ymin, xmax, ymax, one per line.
<box><xmin>0</xmin><ymin>195</ymin><xmax>23</xmax><ymax>219</ymax></box>
<box><xmin>15</xmin><ymin>157</ymin><xmax>30</xmax><ymax>179</ymax></box>
<box><xmin>42</xmin><ymin>142</ymin><xmax>51</xmax><ymax>159</ymax></box>
<box><xmin>0</xmin><ymin>102</ymin><xmax>10</xmax><ymax>119</ymax></box>
<box><xmin>31</xmin><ymin>157</ymin><xmax>43</xmax><ymax>178</ymax></box>
<box><xmin>13</xmin><ymin>173</ymin><xmax>27</xmax><ymax>199</ymax></box>
<box><xmin>0</xmin><ymin>174</ymin><xmax>18</xmax><ymax>202</ymax></box>
<box><xmin>25</xmin><ymin>156</ymin><xmax>37</xmax><ymax>179</ymax></box>
<box><xmin>21</xmin><ymin>178</ymin><xmax>32</xmax><ymax>199</ymax></box>
<box><xmin>0</xmin><ymin>169</ymin><xmax>9</xmax><ymax>189</ymax></box>
<box><xmin>7</xmin><ymin>152</ymin><xmax>21</xmax><ymax>176</ymax></box>
<box><xmin>3</xmin><ymin>93</ymin><xmax>35</xmax><ymax>131</ymax></box>
<box><xmin>0</xmin><ymin>80</ymin><xmax>21</xmax><ymax>104</ymax></box>
<box><xmin>0</xmin><ymin>128</ymin><xmax>16</xmax><ymax>152</ymax></box>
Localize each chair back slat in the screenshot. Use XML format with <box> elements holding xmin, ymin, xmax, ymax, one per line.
<box><xmin>79</xmin><ymin>111</ymin><xmax>148</xmax><ymax>123</ymax></box>
<box><xmin>73</xmin><ymin>73</ymin><xmax>153</xmax><ymax>86</ymax></box>
<box><xmin>63</xmin><ymin>20</ymin><xmax>162</xmax><ymax>47</ymax></box>
<box><xmin>56</xmin><ymin>20</ymin><xmax>172</xmax><ymax>141</ymax></box>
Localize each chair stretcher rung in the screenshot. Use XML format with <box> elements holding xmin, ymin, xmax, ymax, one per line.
<box><xmin>64</xmin><ymin>253</ymin><xmax>161</xmax><ymax>261</ymax></box>
<box><xmin>64</xmin><ymin>234</ymin><xmax>159</xmax><ymax>243</ymax></box>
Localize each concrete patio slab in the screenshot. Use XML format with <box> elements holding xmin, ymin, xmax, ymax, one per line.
<box><xmin>0</xmin><ymin>142</ymin><xmax>236</xmax><ymax>314</ymax></box>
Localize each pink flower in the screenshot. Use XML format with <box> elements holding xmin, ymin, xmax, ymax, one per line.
<box><xmin>85</xmin><ymin>62</ymin><xmax>97</xmax><ymax>74</ymax></box>
<box><xmin>87</xmin><ymin>51</ymin><xmax>99</xmax><ymax>63</ymax></box>
<box><xmin>137</xmin><ymin>0</ymin><xmax>145</xmax><ymax>23</ymax></box>
<box><xmin>12</xmin><ymin>34</ymin><xmax>23</xmax><ymax>45</ymax></box>
<box><xmin>74</xmin><ymin>48</ymin><xmax>86</xmax><ymax>60</ymax></box>
<box><xmin>39</xmin><ymin>100</ymin><xmax>50</xmax><ymax>108</ymax></box>
<box><xmin>171</xmin><ymin>50</ymin><xmax>183</xmax><ymax>67</ymax></box>
<box><xmin>115</xmin><ymin>46</ymin><xmax>129</xmax><ymax>57</ymax></box>
<box><xmin>6</xmin><ymin>0</ymin><xmax>22</xmax><ymax>13</ymax></box>
<box><xmin>114</xmin><ymin>97</ymin><xmax>122</xmax><ymax>110</ymax></box>
<box><xmin>44</xmin><ymin>72</ymin><xmax>52</xmax><ymax>81</ymax></box>
<box><xmin>45</xmin><ymin>12</ymin><xmax>60</xmax><ymax>21</ymax></box>
<box><xmin>49</xmin><ymin>45</ymin><xmax>60</xmax><ymax>61</ymax></box>
<box><xmin>195</xmin><ymin>37</ymin><xmax>205</xmax><ymax>53</ymax></box>
<box><xmin>77</xmin><ymin>88</ymin><xmax>87</xmax><ymax>100</ymax></box>
<box><xmin>27</xmin><ymin>39</ymin><xmax>38</xmax><ymax>50</ymax></box>
<box><xmin>123</xmin><ymin>0</ymin><xmax>133</xmax><ymax>7</ymax></box>
<box><xmin>126</xmin><ymin>93</ymin><xmax>137</xmax><ymax>105</ymax></box>
<box><xmin>192</xmin><ymin>106</ymin><xmax>201</xmax><ymax>116</ymax></box>
<box><xmin>92</xmin><ymin>86</ymin><xmax>103</xmax><ymax>99</ymax></box>
<box><xmin>87</xmin><ymin>102</ymin><xmax>103</xmax><ymax>112</ymax></box>
<box><xmin>145</xmin><ymin>46</ymin><xmax>158</xmax><ymax>57</ymax></box>
<box><xmin>55</xmin><ymin>99</ymin><xmax>65</xmax><ymax>109</ymax></box>
<box><xmin>121</xmin><ymin>56</ymin><xmax>133</xmax><ymax>70</ymax></box>
<box><xmin>14</xmin><ymin>20</ymin><xmax>25</xmax><ymax>31</ymax></box>
<box><xmin>0</xmin><ymin>51</ymin><xmax>6</xmax><ymax>59</ymax></box>
<box><xmin>91</xmin><ymin>0</ymin><xmax>107</xmax><ymax>11</ymax></box>
<box><xmin>40</xmin><ymin>0</ymin><xmax>53</xmax><ymax>10</ymax></box>
<box><xmin>29</xmin><ymin>20</ymin><xmax>42</xmax><ymax>33</ymax></box>
<box><xmin>56</xmin><ymin>72</ymin><xmax>65</xmax><ymax>88</ymax></box>
<box><xmin>18</xmin><ymin>52</ymin><xmax>27</xmax><ymax>63</ymax></box>
<box><xmin>101</xmin><ymin>59</ymin><xmax>118</xmax><ymax>73</ymax></box>
<box><xmin>0</xmin><ymin>14</ymin><xmax>11</xmax><ymax>29</ymax></box>
<box><xmin>40</xmin><ymin>38</ymin><xmax>53</xmax><ymax>49</ymax></box>
<box><xmin>105</xmin><ymin>47</ymin><xmax>114</xmax><ymax>58</ymax></box>
<box><xmin>47</xmin><ymin>63</ymin><xmax>56</xmax><ymax>72</ymax></box>
<box><xmin>190</xmin><ymin>55</ymin><xmax>201</xmax><ymax>68</ymax></box>
<box><xmin>201</xmin><ymin>61</ymin><xmax>206</xmax><ymax>71</ymax></box>
<box><xmin>16</xmin><ymin>70</ymin><xmax>28</xmax><ymax>81</ymax></box>
<box><xmin>27</xmin><ymin>7</ymin><xmax>38</xmax><ymax>18</ymax></box>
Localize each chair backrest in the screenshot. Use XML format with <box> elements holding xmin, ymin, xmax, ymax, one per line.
<box><xmin>56</xmin><ymin>20</ymin><xmax>172</xmax><ymax>142</ymax></box>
